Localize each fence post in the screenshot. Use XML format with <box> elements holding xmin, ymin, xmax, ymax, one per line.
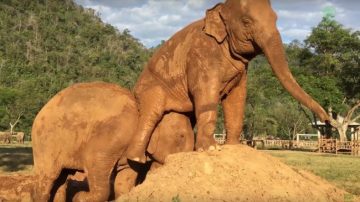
<box><xmin>335</xmin><ymin>139</ymin><xmax>338</xmax><ymax>155</ymax></box>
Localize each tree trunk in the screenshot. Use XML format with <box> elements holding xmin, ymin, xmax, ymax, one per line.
<box><xmin>337</xmin><ymin>126</ymin><xmax>348</xmax><ymax>142</ymax></box>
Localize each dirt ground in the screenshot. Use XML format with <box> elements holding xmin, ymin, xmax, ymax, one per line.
<box><xmin>118</xmin><ymin>145</ymin><xmax>350</xmax><ymax>202</ymax></box>
<box><xmin>0</xmin><ymin>144</ymin><xmax>354</xmax><ymax>202</ymax></box>
<box><xmin>0</xmin><ymin>173</ymin><xmax>34</xmax><ymax>201</ymax></box>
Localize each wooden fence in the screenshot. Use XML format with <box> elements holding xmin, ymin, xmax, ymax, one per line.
<box><xmin>261</xmin><ymin>140</ymin><xmax>318</xmax><ymax>150</ymax></box>
<box><xmin>319</xmin><ymin>138</ymin><xmax>360</xmax><ymax>155</ymax></box>
<box><xmin>209</xmin><ymin>134</ymin><xmax>359</xmax><ymax>155</ymax></box>
<box><xmin>223</xmin><ymin>137</ymin><xmax>360</xmax><ymax>156</ymax></box>
<box><xmin>214</xmin><ymin>134</ymin><xmax>226</xmax><ymax>145</ymax></box>
<box><xmin>293</xmin><ymin>140</ymin><xmax>318</xmax><ymax>149</ymax></box>
<box><xmin>263</xmin><ymin>140</ymin><xmax>292</xmax><ymax>149</ymax></box>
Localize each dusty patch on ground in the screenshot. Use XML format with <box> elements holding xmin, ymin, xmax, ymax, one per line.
<box><xmin>0</xmin><ymin>145</ymin><xmax>354</xmax><ymax>202</ymax></box>
<box><xmin>118</xmin><ymin>145</ymin><xmax>348</xmax><ymax>202</ymax></box>
<box><xmin>0</xmin><ymin>172</ymin><xmax>34</xmax><ymax>201</ymax></box>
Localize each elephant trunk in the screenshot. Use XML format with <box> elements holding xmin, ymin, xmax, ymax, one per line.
<box><xmin>257</xmin><ymin>30</ymin><xmax>330</xmax><ymax>122</ymax></box>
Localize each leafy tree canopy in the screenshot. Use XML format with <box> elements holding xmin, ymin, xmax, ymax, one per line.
<box><xmin>0</xmin><ymin>1</ymin><xmax>358</xmax><ymax>140</ymax></box>
<box><xmin>0</xmin><ymin>0</ymin><xmax>150</xmax><ymax>136</ymax></box>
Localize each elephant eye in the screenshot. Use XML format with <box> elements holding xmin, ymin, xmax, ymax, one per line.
<box><xmin>242</xmin><ymin>17</ymin><xmax>252</xmax><ymax>27</ymax></box>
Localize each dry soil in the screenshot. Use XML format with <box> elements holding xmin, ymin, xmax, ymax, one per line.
<box><xmin>118</xmin><ymin>145</ymin><xmax>348</xmax><ymax>202</ymax></box>
<box><xmin>0</xmin><ymin>145</ymin><xmax>352</xmax><ymax>202</ymax></box>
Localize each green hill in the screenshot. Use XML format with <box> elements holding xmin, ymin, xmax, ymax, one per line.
<box><xmin>0</xmin><ymin>1</ymin><xmax>358</xmax><ymax>141</ymax></box>
<box><xmin>0</xmin><ymin>0</ymin><xmax>150</xmax><ymax>137</ymax></box>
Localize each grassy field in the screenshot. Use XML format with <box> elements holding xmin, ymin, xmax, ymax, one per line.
<box><xmin>264</xmin><ymin>150</ymin><xmax>360</xmax><ymax>196</ymax></box>
<box><xmin>0</xmin><ymin>143</ymin><xmax>33</xmax><ymax>173</ymax></box>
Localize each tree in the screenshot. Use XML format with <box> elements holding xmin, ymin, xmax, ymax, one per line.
<box><xmin>8</xmin><ymin>112</ymin><xmax>22</xmax><ymax>135</ymax></box>
<box><xmin>0</xmin><ymin>87</ymin><xmax>25</xmax><ymax>134</ymax></box>
<box><xmin>303</xmin><ymin>17</ymin><xmax>360</xmax><ymax>101</ymax></box>
<box><xmin>330</xmin><ymin>101</ymin><xmax>360</xmax><ymax>141</ymax></box>
<box><xmin>272</xmin><ymin>102</ymin><xmax>311</xmax><ymax>140</ymax></box>
<box><xmin>244</xmin><ymin>56</ymin><xmax>312</xmax><ymax>139</ymax></box>
<box><xmin>299</xmin><ymin>17</ymin><xmax>360</xmax><ymax>140</ymax></box>
<box><xmin>0</xmin><ymin>0</ymin><xmax>151</xmax><ymax>134</ymax></box>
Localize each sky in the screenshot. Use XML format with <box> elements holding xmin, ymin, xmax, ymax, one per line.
<box><xmin>74</xmin><ymin>0</ymin><xmax>360</xmax><ymax>48</ymax></box>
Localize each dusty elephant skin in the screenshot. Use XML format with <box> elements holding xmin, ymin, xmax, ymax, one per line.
<box><xmin>18</xmin><ymin>0</ymin><xmax>335</xmax><ymax>201</ymax></box>
<box><xmin>126</xmin><ymin>0</ymin><xmax>331</xmax><ymax>163</ymax></box>
<box><xmin>31</xmin><ymin>82</ymin><xmax>194</xmax><ymax>201</ymax></box>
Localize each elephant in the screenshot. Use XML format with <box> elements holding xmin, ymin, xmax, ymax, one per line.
<box><xmin>13</xmin><ymin>132</ymin><xmax>25</xmax><ymax>144</ymax></box>
<box><xmin>31</xmin><ymin>82</ymin><xmax>194</xmax><ymax>201</ymax></box>
<box><xmin>126</xmin><ymin>0</ymin><xmax>331</xmax><ymax>163</ymax></box>
<box><xmin>0</xmin><ymin>131</ymin><xmax>11</xmax><ymax>144</ymax></box>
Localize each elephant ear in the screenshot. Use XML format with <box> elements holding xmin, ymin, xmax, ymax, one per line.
<box><xmin>204</xmin><ymin>3</ymin><xmax>227</xmax><ymax>43</ymax></box>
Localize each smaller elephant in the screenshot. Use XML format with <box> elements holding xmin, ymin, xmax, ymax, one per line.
<box><xmin>31</xmin><ymin>82</ymin><xmax>194</xmax><ymax>201</ymax></box>
<box><xmin>0</xmin><ymin>132</ymin><xmax>11</xmax><ymax>144</ymax></box>
<box><xmin>13</xmin><ymin>132</ymin><xmax>25</xmax><ymax>144</ymax></box>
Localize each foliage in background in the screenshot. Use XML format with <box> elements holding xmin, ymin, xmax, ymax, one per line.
<box><xmin>0</xmin><ymin>1</ymin><xmax>358</xmax><ymax>140</ymax></box>
<box><xmin>0</xmin><ymin>0</ymin><xmax>150</xmax><ymax>137</ymax></box>
<box><xmin>304</xmin><ymin>17</ymin><xmax>360</xmax><ymax>102</ymax></box>
<box><xmin>244</xmin><ymin>17</ymin><xmax>359</xmax><ymax>139</ymax></box>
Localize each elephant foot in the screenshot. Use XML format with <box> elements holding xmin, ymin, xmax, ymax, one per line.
<box><xmin>209</xmin><ymin>144</ymin><xmax>221</xmax><ymax>151</ymax></box>
<box><xmin>126</xmin><ymin>145</ymin><xmax>147</xmax><ymax>164</ymax></box>
<box><xmin>196</xmin><ymin>144</ymin><xmax>221</xmax><ymax>152</ymax></box>
<box><xmin>73</xmin><ymin>192</ymin><xmax>104</xmax><ymax>202</ymax></box>
<box><xmin>196</xmin><ymin>137</ymin><xmax>220</xmax><ymax>152</ymax></box>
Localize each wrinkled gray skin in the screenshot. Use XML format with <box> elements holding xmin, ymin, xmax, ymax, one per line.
<box><xmin>31</xmin><ymin>82</ymin><xmax>194</xmax><ymax>201</ymax></box>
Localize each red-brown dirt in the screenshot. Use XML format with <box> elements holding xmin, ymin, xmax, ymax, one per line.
<box><xmin>0</xmin><ymin>145</ymin><xmax>354</xmax><ymax>202</ymax></box>
<box><xmin>117</xmin><ymin>145</ymin><xmax>348</xmax><ymax>202</ymax></box>
<box><xmin>0</xmin><ymin>172</ymin><xmax>34</xmax><ymax>201</ymax></box>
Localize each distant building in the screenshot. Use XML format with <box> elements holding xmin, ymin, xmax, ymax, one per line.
<box><xmin>312</xmin><ymin>116</ymin><xmax>360</xmax><ymax>140</ymax></box>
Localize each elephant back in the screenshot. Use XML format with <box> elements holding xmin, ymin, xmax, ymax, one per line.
<box><xmin>31</xmin><ymin>82</ymin><xmax>138</xmax><ymax>171</ymax></box>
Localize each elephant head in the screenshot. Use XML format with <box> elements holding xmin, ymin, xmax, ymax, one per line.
<box><xmin>204</xmin><ymin>0</ymin><xmax>330</xmax><ymax>122</ymax></box>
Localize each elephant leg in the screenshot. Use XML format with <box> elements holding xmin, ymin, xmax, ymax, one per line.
<box><xmin>127</xmin><ymin>87</ymin><xmax>166</xmax><ymax>163</ymax></box>
<box><xmin>34</xmin><ymin>167</ymin><xmax>62</xmax><ymax>201</ymax></box>
<box><xmin>114</xmin><ymin>168</ymin><xmax>138</xmax><ymax>198</ymax></box>
<box><xmin>193</xmin><ymin>88</ymin><xmax>219</xmax><ymax>151</ymax></box>
<box><xmin>54</xmin><ymin>180</ymin><xmax>68</xmax><ymax>202</ymax></box>
<box><xmin>73</xmin><ymin>165</ymin><xmax>112</xmax><ymax>202</ymax></box>
<box><xmin>222</xmin><ymin>72</ymin><xmax>247</xmax><ymax>144</ymax></box>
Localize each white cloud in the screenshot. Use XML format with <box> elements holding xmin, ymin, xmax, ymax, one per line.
<box><xmin>75</xmin><ymin>0</ymin><xmax>360</xmax><ymax>47</ymax></box>
<box><xmin>75</xmin><ymin>0</ymin><xmax>220</xmax><ymax>47</ymax></box>
<box><xmin>281</xmin><ymin>28</ymin><xmax>311</xmax><ymax>42</ymax></box>
<box><xmin>277</xmin><ymin>10</ymin><xmax>322</xmax><ymax>22</ymax></box>
<box><xmin>186</xmin><ymin>0</ymin><xmax>206</xmax><ymax>9</ymax></box>
<box><xmin>272</xmin><ymin>0</ymin><xmax>360</xmax><ymax>43</ymax></box>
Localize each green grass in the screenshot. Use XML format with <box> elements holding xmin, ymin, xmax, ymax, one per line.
<box><xmin>264</xmin><ymin>150</ymin><xmax>360</xmax><ymax>196</ymax></box>
<box><xmin>0</xmin><ymin>143</ymin><xmax>33</xmax><ymax>173</ymax></box>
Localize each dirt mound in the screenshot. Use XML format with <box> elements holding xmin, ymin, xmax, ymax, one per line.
<box><xmin>118</xmin><ymin>145</ymin><xmax>347</xmax><ymax>202</ymax></box>
<box><xmin>0</xmin><ymin>173</ymin><xmax>34</xmax><ymax>201</ymax></box>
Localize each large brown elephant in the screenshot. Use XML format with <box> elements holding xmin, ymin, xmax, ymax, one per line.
<box><xmin>31</xmin><ymin>82</ymin><xmax>194</xmax><ymax>201</ymax></box>
<box><xmin>126</xmin><ymin>0</ymin><xmax>331</xmax><ymax>163</ymax></box>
